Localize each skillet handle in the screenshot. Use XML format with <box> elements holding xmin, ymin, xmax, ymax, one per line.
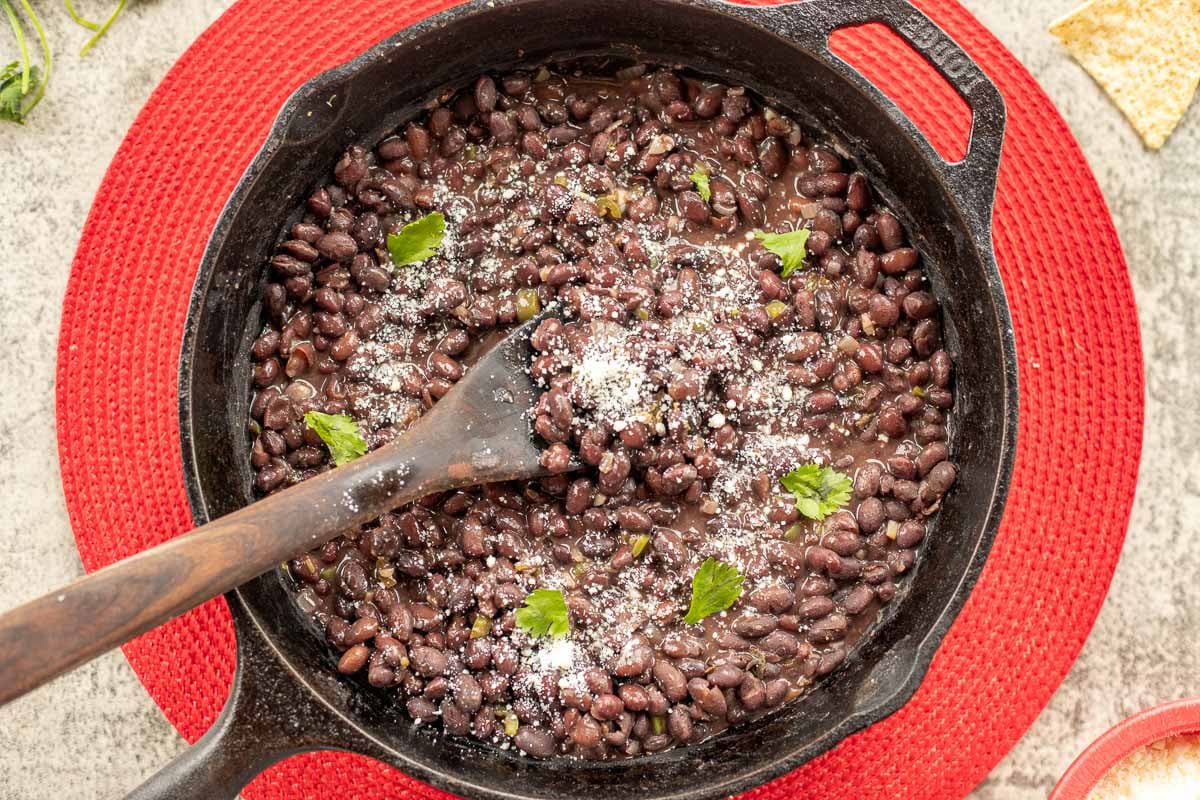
<box><xmin>125</xmin><ymin>597</ymin><xmax>379</xmax><ymax>800</ymax></box>
<box><xmin>124</xmin><ymin>681</ymin><xmax>297</xmax><ymax>800</ymax></box>
<box><xmin>124</xmin><ymin>632</ymin><xmax>301</xmax><ymax>800</ymax></box>
<box><xmin>746</xmin><ymin>0</ymin><xmax>1006</xmax><ymax>231</ymax></box>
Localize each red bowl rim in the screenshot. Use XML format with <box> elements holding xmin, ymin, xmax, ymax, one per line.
<box><xmin>1050</xmin><ymin>698</ymin><xmax>1200</xmax><ymax>799</ymax></box>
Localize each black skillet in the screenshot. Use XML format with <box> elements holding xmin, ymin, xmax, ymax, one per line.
<box><xmin>140</xmin><ymin>0</ymin><xmax>1017</xmax><ymax>796</ymax></box>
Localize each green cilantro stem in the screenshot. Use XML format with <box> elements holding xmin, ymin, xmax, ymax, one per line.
<box><xmin>1</xmin><ymin>0</ymin><xmax>31</xmax><ymax>95</ymax></box>
<box><xmin>17</xmin><ymin>0</ymin><xmax>49</xmax><ymax>111</ymax></box>
<box><xmin>1</xmin><ymin>0</ymin><xmax>125</xmax><ymax>124</ymax></box>
<box><xmin>79</xmin><ymin>0</ymin><xmax>124</xmax><ymax>57</ymax></box>
<box><xmin>63</xmin><ymin>0</ymin><xmax>100</xmax><ymax>30</ymax></box>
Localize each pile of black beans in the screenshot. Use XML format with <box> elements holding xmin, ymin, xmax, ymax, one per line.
<box><xmin>247</xmin><ymin>64</ymin><xmax>957</xmax><ymax>760</ymax></box>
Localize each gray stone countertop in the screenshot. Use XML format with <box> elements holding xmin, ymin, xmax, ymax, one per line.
<box><xmin>0</xmin><ymin>0</ymin><xmax>1196</xmax><ymax>797</ymax></box>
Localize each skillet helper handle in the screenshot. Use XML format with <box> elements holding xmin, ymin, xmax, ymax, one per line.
<box><xmin>764</xmin><ymin>0</ymin><xmax>1006</xmax><ymax>228</ymax></box>
<box><xmin>123</xmin><ymin>694</ymin><xmax>292</xmax><ymax>800</ymax></box>
<box><xmin>123</xmin><ymin>594</ymin><xmax>378</xmax><ymax>800</ymax></box>
<box><xmin>0</xmin><ymin>397</ymin><xmax>508</xmax><ymax>707</ymax></box>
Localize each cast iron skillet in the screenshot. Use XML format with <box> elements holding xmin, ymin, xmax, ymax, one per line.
<box><xmin>142</xmin><ymin>0</ymin><xmax>1017</xmax><ymax>797</ymax></box>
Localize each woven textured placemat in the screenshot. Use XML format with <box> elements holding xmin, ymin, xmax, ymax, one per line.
<box><xmin>55</xmin><ymin>0</ymin><xmax>1144</xmax><ymax>797</ymax></box>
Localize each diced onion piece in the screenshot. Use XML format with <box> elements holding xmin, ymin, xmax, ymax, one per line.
<box><xmin>646</xmin><ymin>134</ymin><xmax>676</xmax><ymax>156</ymax></box>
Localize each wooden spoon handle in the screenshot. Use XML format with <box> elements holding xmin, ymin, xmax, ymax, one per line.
<box><xmin>0</xmin><ymin>398</ymin><xmax>534</xmax><ymax>706</ymax></box>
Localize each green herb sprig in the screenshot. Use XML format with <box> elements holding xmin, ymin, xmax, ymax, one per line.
<box><xmin>0</xmin><ymin>62</ymin><xmax>38</xmax><ymax>122</ymax></box>
<box><xmin>682</xmin><ymin>558</ymin><xmax>744</xmax><ymax>625</ymax></box>
<box><xmin>304</xmin><ymin>411</ymin><xmax>367</xmax><ymax>466</ymax></box>
<box><xmin>1</xmin><ymin>0</ymin><xmax>49</xmax><ymax>124</ymax></box>
<box><xmin>514</xmin><ymin>588</ymin><xmax>570</xmax><ymax>638</ymax></box>
<box><xmin>755</xmin><ymin>228</ymin><xmax>811</xmax><ymax>278</ymax></box>
<box><xmin>77</xmin><ymin>0</ymin><xmax>125</xmax><ymax>57</ymax></box>
<box><xmin>780</xmin><ymin>464</ymin><xmax>852</xmax><ymax>521</ymax></box>
<box><xmin>387</xmin><ymin>212</ymin><xmax>446</xmax><ymax>267</ymax></box>
<box><xmin>2</xmin><ymin>0</ymin><xmax>128</xmax><ymax>125</ymax></box>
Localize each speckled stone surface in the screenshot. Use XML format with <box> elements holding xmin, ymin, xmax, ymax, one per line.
<box><xmin>0</xmin><ymin>1</ymin><xmax>1195</xmax><ymax>798</ymax></box>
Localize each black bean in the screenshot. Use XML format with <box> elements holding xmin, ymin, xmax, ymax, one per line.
<box><xmin>545</xmin><ymin>125</ymin><xmax>581</xmax><ymax>145</ymax></box>
<box><xmin>338</xmin><ymin>645</ymin><xmax>369</xmax><ymax>674</ymax></box>
<box><xmin>880</xmin><ymin>247</ymin><xmax>918</xmax><ymax>274</ymax></box>
<box><xmin>616</xmin><ymin>506</ymin><xmax>653</xmax><ymax>532</ymax></box>
<box><xmin>488</xmin><ymin>112</ymin><xmax>517</xmax><ymax>144</ymax></box>
<box><xmin>668</xmin><ymin>706</ymin><xmax>693</xmax><ymax>742</ymax></box>
<box><xmin>846</xmin><ymin>172</ymin><xmax>870</xmax><ymax>210</ymax></box>
<box><xmin>913</xmin><ymin>319</ymin><xmax>940</xmax><ymax>356</ymax></box>
<box><xmin>736</xmin><ymin>190</ymin><xmax>765</xmax><ymax>226</ymax></box>
<box><xmin>840</xmin><ymin>584</ymin><xmax>875</xmax><ymax>615</ymax></box>
<box><xmin>572</xmin><ymin>715</ymin><xmax>603</xmax><ymax>748</ymax></box>
<box><xmin>738</xmin><ymin>676</ymin><xmax>766</xmax><ymax>710</ymax></box>
<box><xmin>732</xmin><ymin>613</ymin><xmax>778</xmax><ymax>638</ymax></box>
<box><xmin>759</xmin><ymin>137</ymin><xmax>787</xmax><ymax>177</ymax></box>
<box><xmin>759</xmin><ymin>630</ymin><xmax>804</xmax><ymax>658</ymax></box>
<box><xmin>710</xmin><ymin>179</ymin><xmax>738</xmax><ymax>217</ymax></box>
<box><xmin>410</xmin><ymin>646</ymin><xmax>448</xmax><ymax>677</ymax></box>
<box><xmin>652</xmin><ymin>660</ymin><xmax>688</xmax><ymax>702</ymax></box>
<box><xmin>797</xmin><ymin>595</ymin><xmax>835</xmax><ymax>620</ymax></box>
<box><xmin>678</xmin><ymin>190</ymin><xmax>710</xmax><ymax>223</ymax></box>
<box><xmin>345</xmin><ymin>617</ymin><xmax>380</xmax><ymax>644</ymax></box>
<box><xmin>868</xmin><ymin>295</ymin><xmax>900</xmax><ymax>327</ymax></box>
<box><xmin>614</xmin><ymin>644</ymin><xmax>654</xmax><ymax>677</ymax></box>
<box><xmin>749</xmin><ymin>584</ymin><xmax>794</xmax><ymax>614</ymax></box>
<box><xmin>875</xmin><ymin>212</ymin><xmax>904</xmax><ymax>250</ymax></box>
<box><xmin>930</xmin><ymin>350</ymin><xmax>953</xmax><ymax>387</ymax></box>
<box><xmin>799</xmin><ymin>172</ymin><xmax>848</xmax><ymax>196</ymax></box>
<box><xmin>652</xmin><ymin>528</ymin><xmax>687</xmax><ymax>567</ymax></box>
<box><xmin>514</xmin><ymin>727</ymin><xmax>557</xmax><ymax>757</ymax></box>
<box><xmin>315</xmin><ymin>232</ymin><xmax>358</xmax><ymax>262</ymax></box>
<box><xmin>619</xmin><ymin>683</ymin><xmax>649</xmax><ymax>711</ymax></box>
<box><xmin>807</xmin><ymin>613</ymin><xmax>848</xmax><ymax>643</ymax></box>
<box><xmin>501</xmin><ymin>73</ymin><xmax>531</xmax><ymax>95</ymax></box>
<box><xmin>765</xmin><ymin>678</ymin><xmax>791</xmax><ymax>707</ymax></box>
<box><xmin>475</xmin><ymin>75</ymin><xmax>498</xmax><ymax>112</ymax></box>
<box><xmin>903</xmin><ymin>290</ymin><xmax>938</xmax><ymax>320</ymax></box>
<box><xmin>591</xmin><ymin>693</ymin><xmax>625</xmax><ymax>721</ymax></box>
<box><xmin>925</xmin><ymin>461</ymin><xmax>957</xmax><ymax>495</ymax></box>
<box><xmin>915</xmin><ymin>442</ymin><xmax>949</xmax><ymax>476</ymax></box>
<box><xmin>540</xmin><ymin>443</ymin><xmax>572</xmax><ymax>473</ymax></box>
<box><xmin>694</xmin><ymin>85</ymin><xmax>724</xmax><ymax>118</ymax></box>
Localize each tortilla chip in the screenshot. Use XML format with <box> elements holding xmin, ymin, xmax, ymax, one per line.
<box><xmin>1049</xmin><ymin>0</ymin><xmax>1200</xmax><ymax>149</ymax></box>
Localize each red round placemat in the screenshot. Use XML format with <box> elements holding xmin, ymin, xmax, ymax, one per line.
<box><xmin>55</xmin><ymin>0</ymin><xmax>1143</xmax><ymax>798</ymax></box>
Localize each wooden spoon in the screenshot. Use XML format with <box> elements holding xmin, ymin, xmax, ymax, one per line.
<box><xmin>0</xmin><ymin>311</ymin><xmax>565</xmax><ymax>706</ymax></box>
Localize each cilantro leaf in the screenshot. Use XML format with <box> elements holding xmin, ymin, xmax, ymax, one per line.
<box><xmin>755</xmin><ymin>229</ymin><xmax>811</xmax><ymax>277</ymax></box>
<box><xmin>780</xmin><ymin>464</ymin><xmax>852</xmax><ymax>521</ymax></box>
<box><xmin>683</xmin><ymin>558</ymin><xmax>744</xmax><ymax>625</ymax></box>
<box><xmin>689</xmin><ymin>168</ymin><xmax>711</xmax><ymax>202</ymax></box>
<box><xmin>514</xmin><ymin>588</ymin><xmax>570</xmax><ymax>638</ymax></box>
<box><xmin>387</xmin><ymin>212</ymin><xmax>445</xmax><ymax>267</ymax></box>
<box><xmin>303</xmin><ymin>411</ymin><xmax>367</xmax><ymax>466</ymax></box>
<box><xmin>0</xmin><ymin>62</ymin><xmax>20</xmax><ymax>89</ymax></box>
<box><xmin>0</xmin><ymin>63</ymin><xmax>39</xmax><ymax>124</ymax></box>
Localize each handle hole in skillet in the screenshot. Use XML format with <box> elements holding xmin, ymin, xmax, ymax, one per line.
<box><xmin>829</xmin><ymin>23</ymin><xmax>971</xmax><ymax>162</ymax></box>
